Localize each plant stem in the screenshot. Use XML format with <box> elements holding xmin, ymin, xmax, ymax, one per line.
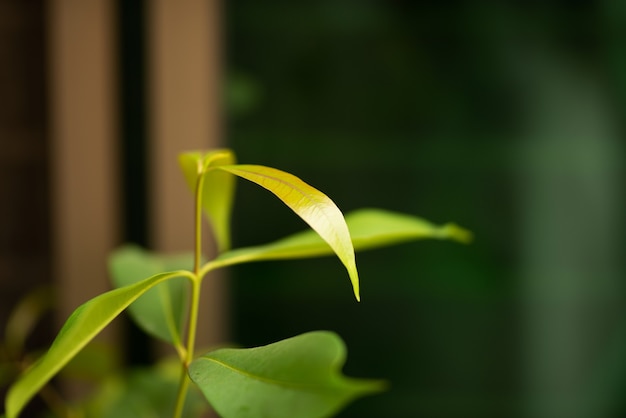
<box><xmin>194</xmin><ymin>169</ymin><xmax>205</xmax><ymax>274</ymax></box>
<box><xmin>172</xmin><ymin>361</ymin><xmax>191</xmax><ymax>418</ymax></box>
<box><xmin>173</xmin><ymin>277</ymin><xmax>202</xmax><ymax>418</ymax></box>
<box><xmin>173</xmin><ymin>168</ymin><xmax>206</xmax><ymax>418</ymax></box>
<box><xmin>188</xmin><ymin>168</ymin><xmax>205</xmax><ymax>361</ymax></box>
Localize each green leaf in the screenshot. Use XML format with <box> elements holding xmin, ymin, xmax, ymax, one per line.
<box><xmin>189</xmin><ymin>331</ymin><xmax>385</xmax><ymax>418</ymax></box>
<box><xmin>344</xmin><ymin>208</ymin><xmax>473</xmax><ymax>247</ymax></box>
<box><xmin>109</xmin><ymin>245</ymin><xmax>193</xmax><ymax>346</ymax></box>
<box><xmin>179</xmin><ymin>149</ymin><xmax>236</xmax><ymax>252</ymax></box>
<box><xmin>214</xmin><ymin>164</ymin><xmax>360</xmax><ymax>301</ymax></box>
<box><xmin>83</xmin><ymin>360</ymin><xmax>209</xmax><ymax>418</ymax></box>
<box><xmin>206</xmin><ymin>208</ymin><xmax>472</xmax><ymax>270</ymax></box>
<box><xmin>4</xmin><ymin>271</ymin><xmax>190</xmax><ymax>418</ymax></box>
<box><xmin>3</xmin><ymin>286</ymin><xmax>54</xmax><ymax>358</ymax></box>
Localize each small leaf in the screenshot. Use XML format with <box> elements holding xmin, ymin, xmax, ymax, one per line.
<box><xmin>206</xmin><ymin>208</ymin><xmax>472</xmax><ymax>270</ymax></box>
<box><xmin>178</xmin><ymin>151</ymin><xmax>203</xmax><ymax>188</ymax></box>
<box><xmin>179</xmin><ymin>149</ymin><xmax>236</xmax><ymax>252</ymax></box>
<box><xmin>83</xmin><ymin>361</ymin><xmax>209</xmax><ymax>418</ymax></box>
<box><xmin>4</xmin><ymin>271</ymin><xmax>190</xmax><ymax>418</ymax></box>
<box><xmin>189</xmin><ymin>331</ymin><xmax>385</xmax><ymax>418</ymax></box>
<box><xmin>214</xmin><ymin>164</ymin><xmax>360</xmax><ymax>301</ymax></box>
<box><xmin>4</xmin><ymin>286</ymin><xmax>54</xmax><ymax>358</ymax></box>
<box><xmin>109</xmin><ymin>245</ymin><xmax>193</xmax><ymax>346</ymax></box>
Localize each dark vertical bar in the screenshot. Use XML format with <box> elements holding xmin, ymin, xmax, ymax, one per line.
<box><xmin>117</xmin><ymin>0</ymin><xmax>151</xmax><ymax>365</ymax></box>
<box><xmin>119</xmin><ymin>0</ymin><xmax>148</xmax><ymax>246</ymax></box>
<box><xmin>0</xmin><ymin>1</ymin><xmax>50</xmax><ymax>413</ymax></box>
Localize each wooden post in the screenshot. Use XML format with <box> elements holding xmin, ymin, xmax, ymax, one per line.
<box><xmin>147</xmin><ymin>0</ymin><xmax>227</xmax><ymax>350</ymax></box>
<box><xmin>47</xmin><ymin>0</ymin><xmax>120</xmax><ymax>396</ymax></box>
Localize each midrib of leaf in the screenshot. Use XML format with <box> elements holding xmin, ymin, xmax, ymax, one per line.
<box><xmin>214</xmin><ymin>164</ymin><xmax>359</xmax><ymax>300</ymax></box>
<box><xmin>262</xmin><ymin>170</ymin><xmax>342</xmax><ymax>245</ymax></box>
<box><xmin>195</xmin><ymin>357</ymin><xmax>335</xmax><ymax>391</ymax></box>
<box><xmin>199</xmin><ymin>243</ymin><xmax>326</xmax><ymax>276</ymax></box>
<box><xmin>219</xmin><ymin>167</ymin><xmax>338</xmax><ymax>236</ymax></box>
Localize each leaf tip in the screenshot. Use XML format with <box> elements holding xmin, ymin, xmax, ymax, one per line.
<box><xmin>442</xmin><ymin>223</ymin><xmax>473</xmax><ymax>244</ymax></box>
<box><xmin>349</xmin><ymin>270</ymin><xmax>361</xmax><ymax>302</ymax></box>
<box><xmin>357</xmin><ymin>377</ymin><xmax>389</xmax><ymax>395</ymax></box>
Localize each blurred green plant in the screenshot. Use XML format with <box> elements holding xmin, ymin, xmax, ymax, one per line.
<box><xmin>3</xmin><ymin>149</ymin><xmax>471</xmax><ymax>418</ymax></box>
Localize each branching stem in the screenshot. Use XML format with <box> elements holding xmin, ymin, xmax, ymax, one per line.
<box><xmin>172</xmin><ymin>168</ymin><xmax>206</xmax><ymax>418</ymax></box>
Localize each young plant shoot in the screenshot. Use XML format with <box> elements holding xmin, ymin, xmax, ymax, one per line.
<box><xmin>4</xmin><ymin>149</ymin><xmax>471</xmax><ymax>418</ymax></box>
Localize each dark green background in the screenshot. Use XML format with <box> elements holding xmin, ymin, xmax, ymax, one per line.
<box><xmin>224</xmin><ymin>2</ymin><xmax>626</xmax><ymax>417</ymax></box>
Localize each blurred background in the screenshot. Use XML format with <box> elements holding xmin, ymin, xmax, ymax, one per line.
<box><xmin>1</xmin><ymin>1</ymin><xmax>626</xmax><ymax>417</ymax></box>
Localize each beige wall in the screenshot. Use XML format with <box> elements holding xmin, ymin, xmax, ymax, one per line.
<box><xmin>148</xmin><ymin>0</ymin><xmax>227</xmax><ymax>349</ymax></box>
<box><xmin>47</xmin><ymin>0</ymin><xmax>226</xmax><ymax>363</ymax></box>
<box><xmin>48</xmin><ymin>0</ymin><xmax>120</xmax><ymax>339</ymax></box>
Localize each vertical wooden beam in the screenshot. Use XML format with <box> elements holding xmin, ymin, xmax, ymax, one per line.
<box><xmin>148</xmin><ymin>0</ymin><xmax>227</xmax><ymax>349</ymax></box>
<box><xmin>47</xmin><ymin>0</ymin><xmax>119</xmax><ymax>343</ymax></box>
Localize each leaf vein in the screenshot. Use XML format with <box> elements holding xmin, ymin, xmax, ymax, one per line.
<box><xmin>200</xmin><ymin>357</ymin><xmax>331</xmax><ymax>391</ymax></box>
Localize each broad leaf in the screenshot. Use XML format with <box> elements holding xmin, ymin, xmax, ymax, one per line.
<box><xmin>205</xmin><ymin>208</ymin><xmax>472</xmax><ymax>270</ymax></box>
<box><xmin>179</xmin><ymin>150</ymin><xmax>236</xmax><ymax>252</ymax></box>
<box><xmin>4</xmin><ymin>271</ymin><xmax>191</xmax><ymax>418</ymax></box>
<box><xmin>109</xmin><ymin>245</ymin><xmax>193</xmax><ymax>346</ymax></box>
<box><xmin>189</xmin><ymin>331</ymin><xmax>385</xmax><ymax>418</ymax></box>
<box><xmin>214</xmin><ymin>164</ymin><xmax>360</xmax><ymax>301</ymax></box>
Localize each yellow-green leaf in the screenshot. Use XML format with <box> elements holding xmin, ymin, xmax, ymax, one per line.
<box><xmin>4</xmin><ymin>271</ymin><xmax>191</xmax><ymax>418</ymax></box>
<box><xmin>178</xmin><ymin>149</ymin><xmax>236</xmax><ymax>252</ymax></box>
<box><xmin>204</xmin><ymin>208</ymin><xmax>472</xmax><ymax>276</ymax></box>
<box><xmin>214</xmin><ymin>164</ymin><xmax>360</xmax><ymax>301</ymax></box>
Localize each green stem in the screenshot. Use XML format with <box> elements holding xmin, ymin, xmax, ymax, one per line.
<box><xmin>172</xmin><ymin>168</ymin><xmax>206</xmax><ymax>418</ymax></box>
<box><xmin>194</xmin><ymin>170</ymin><xmax>205</xmax><ymax>274</ymax></box>
<box><xmin>172</xmin><ymin>364</ymin><xmax>191</xmax><ymax>418</ymax></box>
<box><xmin>173</xmin><ymin>278</ymin><xmax>202</xmax><ymax>418</ymax></box>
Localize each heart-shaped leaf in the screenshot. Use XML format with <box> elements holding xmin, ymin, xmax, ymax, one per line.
<box><xmin>214</xmin><ymin>164</ymin><xmax>360</xmax><ymax>301</ymax></box>
<box><xmin>179</xmin><ymin>150</ymin><xmax>236</xmax><ymax>252</ymax></box>
<box><xmin>204</xmin><ymin>208</ymin><xmax>472</xmax><ymax>271</ymax></box>
<box><xmin>189</xmin><ymin>331</ymin><xmax>385</xmax><ymax>418</ymax></box>
<box><xmin>4</xmin><ymin>271</ymin><xmax>191</xmax><ymax>418</ymax></box>
<box><xmin>109</xmin><ymin>245</ymin><xmax>194</xmax><ymax>346</ymax></box>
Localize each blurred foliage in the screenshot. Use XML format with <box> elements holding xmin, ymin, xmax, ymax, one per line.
<box><xmin>1</xmin><ymin>287</ymin><xmax>54</xmax><ymax>414</ymax></box>
<box><xmin>0</xmin><ymin>286</ymin><xmax>209</xmax><ymax>418</ymax></box>
<box><xmin>81</xmin><ymin>357</ymin><xmax>209</xmax><ymax>418</ymax></box>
